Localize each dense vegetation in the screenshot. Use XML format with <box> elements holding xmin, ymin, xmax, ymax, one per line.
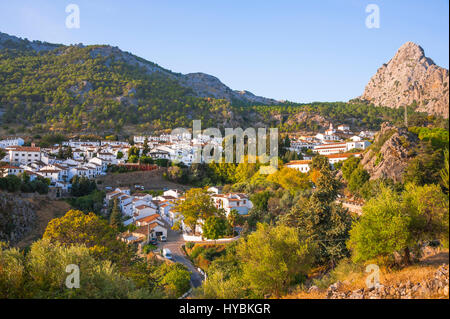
<box><xmin>0</xmin><ymin>173</ymin><xmax>49</xmax><ymax>194</ymax></box>
<box><xmin>0</xmin><ymin>210</ymin><xmax>191</xmax><ymax>298</ymax></box>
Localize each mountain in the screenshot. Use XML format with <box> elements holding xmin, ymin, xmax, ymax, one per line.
<box><xmin>0</xmin><ymin>31</ymin><xmax>440</xmax><ymax>135</ymax></box>
<box><xmin>359</xmin><ymin>42</ymin><xmax>449</xmax><ymax>118</ymax></box>
<box><xmin>0</xmin><ymin>31</ymin><xmax>276</xmax><ymax>106</ymax></box>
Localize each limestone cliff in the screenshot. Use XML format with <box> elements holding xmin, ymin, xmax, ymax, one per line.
<box><xmin>360</xmin><ymin>42</ymin><xmax>449</xmax><ymax>118</ymax></box>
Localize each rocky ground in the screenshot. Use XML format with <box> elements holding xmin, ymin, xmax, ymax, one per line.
<box><xmin>324</xmin><ymin>264</ymin><xmax>449</xmax><ymax>299</ymax></box>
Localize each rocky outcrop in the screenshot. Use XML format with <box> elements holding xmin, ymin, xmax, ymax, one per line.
<box><xmin>179</xmin><ymin>73</ymin><xmax>277</xmax><ymax>105</ymax></box>
<box><xmin>360</xmin><ymin>122</ymin><xmax>418</xmax><ymax>182</ymax></box>
<box><xmin>326</xmin><ymin>265</ymin><xmax>449</xmax><ymax>299</ymax></box>
<box><xmin>360</xmin><ymin>42</ymin><xmax>449</xmax><ymax>118</ymax></box>
<box><xmin>0</xmin><ymin>193</ymin><xmax>36</xmax><ymax>244</ymax></box>
<box><xmin>0</xmin><ymin>31</ymin><xmax>59</xmax><ymax>52</ymax></box>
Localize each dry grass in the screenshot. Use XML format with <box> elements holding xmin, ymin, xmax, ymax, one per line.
<box><xmin>284</xmin><ymin>251</ymin><xmax>449</xmax><ymax>299</ymax></box>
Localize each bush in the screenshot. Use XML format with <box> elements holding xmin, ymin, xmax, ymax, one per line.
<box><xmin>142</xmin><ymin>244</ymin><xmax>157</xmax><ymax>254</ymax></box>
<box><xmin>189</xmin><ymin>245</ymin><xmax>205</xmax><ymax>259</ymax></box>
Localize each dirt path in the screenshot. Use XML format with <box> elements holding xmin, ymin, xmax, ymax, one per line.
<box><xmin>15</xmin><ymin>199</ymin><xmax>71</xmax><ymax>249</ymax></box>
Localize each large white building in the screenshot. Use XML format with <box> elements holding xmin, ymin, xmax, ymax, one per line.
<box><xmin>8</xmin><ymin>146</ymin><xmax>41</xmax><ymax>165</ymax></box>
<box><xmin>313</xmin><ymin>141</ymin><xmax>371</xmax><ymax>155</ymax></box>
<box><xmin>286</xmin><ymin>152</ymin><xmax>363</xmax><ymax>172</ymax></box>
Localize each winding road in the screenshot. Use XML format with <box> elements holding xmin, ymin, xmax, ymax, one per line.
<box><xmin>159</xmin><ymin>225</ymin><xmax>203</xmax><ymax>288</ymax></box>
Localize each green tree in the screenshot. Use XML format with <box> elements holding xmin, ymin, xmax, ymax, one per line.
<box><xmin>440</xmin><ymin>149</ymin><xmax>449</xmax><ymax>192</ymax></box>
<box><xmin>227</xmin><ymin>209</ymin><xmax>243</xmax><ymax>228</ymax></box>
<box><xmin>341</xmin><ymin>156</ymin><xmax>361</xmax><ymax>181</ymax></box>
<box><xmin>237</xmin><ymin>223</ymin><xmax>315</xmax><ymax>297</ymax></box>
<box><xmin>43</xmin><ymin>210</ymin><xmax>133</xmax><ymax>267</ymax></box>
<box><xmin>174</xmin><ymin>188</ymin><xmax>222</xmax><ymax>234</ymax></box>
<box><xmin>142</xmin><ymin>138</ymin><xmax>150</xmax><ymax>156</ymax></box>
<box><xmin>202</xmin><ymin>216</ymin><xmax>231</xmax><ymax>240</ymax></box>
<box><xmin>156</xmin><ymin>263</ymin><xmax>191</xmax><ymax>298</ymax></box>
<box><xmin>348</xmin><ymin>167</ymin><xmax>370</xmax><ymax>195</ymax></box>
<box><xmin>281</xmin><ymin>168</ymin><xmax>350</xmax><ymax>266</ymax></box>
<box><xmin>347</xmin><ymin>183</ymin><xmax>449</xmax><ymax>264</ymax></box>
<box><xmin>109</xmin><ymin>199</ymin><xmax>123</xmax><ymax>230</ymax></box>
<box><xmin>347</xmin><ymin>186</ymin><xmax>411</xmax><ymax>264</ymax></box>
<box><xmin>311</xmin><ymin>155</ymin><xmax>330</xmax><ymax>171</ymax></box>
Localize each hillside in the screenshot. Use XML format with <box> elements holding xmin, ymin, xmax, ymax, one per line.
<box><xmin>359</xmin><ymin>42</ymin><xmax>449</xmax><ymax>118</ymax></box>
<box><xmin>0</xmin><ymin>32</ymin><xmax>446</xmax><ymax>136</ymax></box>
<box><xmin>286</xmin><ymin>251</ymin><xmax>449</xmax><ymax>299</ymax></box>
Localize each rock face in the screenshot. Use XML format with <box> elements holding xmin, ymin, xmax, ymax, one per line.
<box><xmin>179</xmin><ymin>73</ymin><xmax>277</xmax><ymax>105</ymax></box>
<box><xmin>0</xmin><ymin>193</ymin><xmax>36</xmax><ymax>244</ymax></box>
<box><xmin>360</xmin><ymin>122</ymin><xmax>418</xmax><ymax>182</ymax></box>
<box><xmin>326</xmin><ymin>264</ymin><xmax>449</xmax><ymax>299</ymax></box>
<box><xmin>360</xmin><ymin>42</ymin><xmax>449</xmax><ymax>118</ymax></box>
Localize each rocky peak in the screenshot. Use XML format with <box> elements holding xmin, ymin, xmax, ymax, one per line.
<box><xmin>394</xmin><ymin>42</ymin><xmax>427</xmax><ymax>62</ymax></box>
<box><xmin>359</xmin><ymin>42</ymin><xmax>449</xmax><ymax>118</ymax></box>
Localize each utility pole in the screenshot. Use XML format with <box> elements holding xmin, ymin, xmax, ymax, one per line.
<box><xmin>404</xmin><ymin>104</ymin><xmax>408</xmax><ymax>127</ymax></box>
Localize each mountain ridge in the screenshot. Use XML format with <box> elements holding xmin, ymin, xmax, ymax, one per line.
<box><xmin>0</xmin><ymin>31</ymin><xmax>277</xmax><ymax>106</ymax></box>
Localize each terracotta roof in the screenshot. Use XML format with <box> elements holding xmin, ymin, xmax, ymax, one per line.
<box><xmin>39</xmin><ymin>169</ymin><xmax>60</xmax><ymax>173</ymax></box>
<box><xmin>315</xmin><ymin>144</ymin><xmax>347</xmax><ymax>149</ymax></box>
<box><xmin>10</xmin><ymin>146</ymin><xmax>41</xmax><ymax>152</ymax></box>
<box><xmin>325</xmin><ymin>152</ymin><xmax>362</xmax><ymax>159</ymax></box>
<box><xmin>134</xmin><ymin>223</ymin><xmax>164</xmax><ymax>235</ymax></box>
<box><xmin>136</xmin><ymin>204</ymin><xmax>153</xmax><ymax>210</ymax></box>
<box><xmin>286</xmin><ymin>160</ymin><xmax>312</xmax><ymax>165</ymax></box>
<box><xmin>136</xmin><ymin>214</ymin><xmax>160</xmax><ymax>224</ymax></box>
<box><xmin>1</xmin><ymin>165</ymin><xmax>22</xmax><ymax>169</ymax></box>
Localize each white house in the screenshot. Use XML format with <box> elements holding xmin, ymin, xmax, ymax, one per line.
<box><xmin>325</xmin><ymin>153</ymin><xmax>362</xmax><ymax>166</ymax></box>
<box><xmin>8</xmin><ymin>146</ymin><xmax>41</xmax><ymax>165</ymax></box>
<box><xmin>0</xmin><ymin>137</ymin><xmax>24</xmax><ymax>149</ymax></box>
<box><xmin>314</xmin><ymin>143</ymin><xmax>348</xmax><ymax>155</ymax></box>
<box><xmin>1</xmin><ymin>165</ymin><xmax>24</xmax><ymax>177</ymax></box>
<box><xmin>134</xmin><ymin>204</ymin><xmax>158</xmax><ymax>220</ymax></box>
<box><xmin>337</xmin><ymin>124</ymin><xmax>350</xmax><ymax>132</ymax></box>
<box><xmin>207</xmin><ymin>186</ymin><xmax>223</xmax><ymax>195</ymax></box>
<box><xmin>163</xmin><ymin>189</ymin><xmax>181</xmax><ymax>198</ymax></box>
<box><xmin>285</xmin><ymin>160</ymin><xmax>312</xmax><ymax>173</ymax></box>
<box><xmin>212</xmin><ymin>193</ymin><xmax>253</xmax><ymax>216</ymax></box>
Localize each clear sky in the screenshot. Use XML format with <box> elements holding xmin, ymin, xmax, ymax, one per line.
<box><xmin>0</xmin><ymin>0</ymin><xmax>448</xmax><ymax>103</ymax></box>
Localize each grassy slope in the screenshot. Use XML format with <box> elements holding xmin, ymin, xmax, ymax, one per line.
<box><xmin>284</xmin><ymin>250</ymin><xmax>449</xmax><ymax>299</ymax></box>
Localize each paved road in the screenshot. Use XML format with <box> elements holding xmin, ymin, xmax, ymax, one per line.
<box><xmin>158</xmin><ymin>225</ymin><xmax>203</xmax><ymax>288</ymax></box>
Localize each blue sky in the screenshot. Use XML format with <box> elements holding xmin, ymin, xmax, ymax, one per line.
<box><xmin>0</xmin><ymin>0</ymin><xmax>448</xmax><ymax>103</ymax></box>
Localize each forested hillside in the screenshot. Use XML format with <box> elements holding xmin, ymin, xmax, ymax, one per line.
<box><xmin>1</xmin><ymin>32</ymin><xmax>446</xmax><ymax>137</ymax></box>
